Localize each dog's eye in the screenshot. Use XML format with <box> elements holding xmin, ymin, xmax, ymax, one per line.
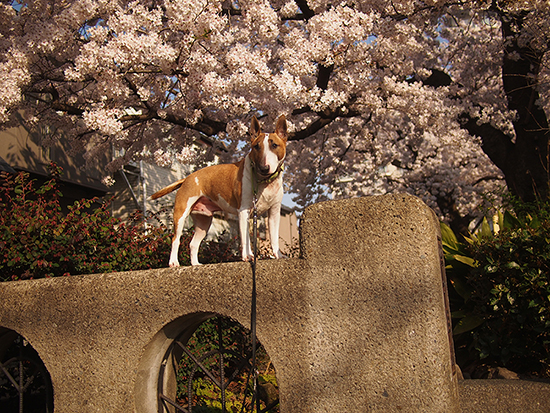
<box><xmin>271</xmin><ymin>142</ymin><xmax>278</xmax><ymax>149</ymax></box>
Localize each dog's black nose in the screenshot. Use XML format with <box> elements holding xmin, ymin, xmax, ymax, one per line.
<box><xmin>258</xmin><ymin>165</ymin><xmax>270</xmax><ymax>175</ymax></box>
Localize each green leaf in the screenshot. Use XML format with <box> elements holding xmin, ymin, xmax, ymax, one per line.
<box><xmin>448</xmin><ymin>273</ymin><xmax>472</xmax><ymax>300</ymax></box>
<box><xmin>497</xmin><ymin>210</ymin><xmax>504</xmax><ymax>231</ymax></box>
<box><xmin>480</xmin><ymin>216</ymin><xmax>493</xmax><ymax>238</ymax></box>
<box><xmin>529</xmin><ymin>215</ymin><xmax>541</xmax><ymax>229</ymax></box>
<box><xmin>502</xmin><ymin>210</ymin><xmax>521</xmax><ymax>229</ymax></box>
<box><xmin>451</xmin><ymin>310</ymin><xmax>467</xmax><ymax>318</ymax></box>
<box><xmin>485</xmin><ymin>265</ymin><xmax>498</xmax><ymax>274</ymax></box>
<box><xmin>440</xmin><ymin>222</ymin><xmax>458</xmax><ymax>250</ymax></box>
<box><xmin>453</xmin><ymin>315</ymin><xmax>484</xmax><ymax>335</ymax></box>
<box><xmin>442</xmin><ymin>244</ymin><xmax>464</xmax><ymax>258</ymax></box>
<box><xmin>454</xmin><ymin>254</ymin><xmax>476</xmax><ymax>267</ymax></box>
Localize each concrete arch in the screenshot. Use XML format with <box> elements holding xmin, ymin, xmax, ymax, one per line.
<box><xmin>135</xmin><ymin>311</ymin><xmax>274</xmax><ymax>413</ymax></box>
<box><xmin>135</xmin><ymin>312</ymin><xmax>216</xmax><ymax>413</ymax></box>
<box><xmin>0</xmin><ymin>195</ymin><xmax>462</xmax><ymax>412</ymax></box>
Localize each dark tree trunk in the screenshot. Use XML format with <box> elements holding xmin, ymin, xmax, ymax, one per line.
<box><xmin>463</xmin><ymin>10</ymin><xmax>550</xmax><ymax>202</ymax></box>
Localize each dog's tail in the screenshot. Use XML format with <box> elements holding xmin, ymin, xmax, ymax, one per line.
<box><xmin>150</xmin><ymin>179</ymin><xmax>186</xmax><ymax>200</ymax></box>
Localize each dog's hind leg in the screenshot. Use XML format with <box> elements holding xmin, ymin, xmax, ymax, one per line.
<box><xmin>189</xmin><ymin>213</ymin><xmax>213</xmax><ymax>266</ymax></box>
<box><xmin>169</xmin><ymin>195</ymin><xmax>199</xmax><ymax>267</ymax></box>
<box><xmin>169</xmin><ymin>213</ymin><xmax>186</xmax><ymax>267</ymax></box>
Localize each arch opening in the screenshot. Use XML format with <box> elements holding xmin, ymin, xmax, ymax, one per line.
<box><xmin>135</xmin><ymin>313</ymin><xmax>279</xmax><ymax>413</ymax></box>
<box><xmin>0</xmin><ymin>327</ymin><xmax>54</xmax><ymax>413</ymax></box>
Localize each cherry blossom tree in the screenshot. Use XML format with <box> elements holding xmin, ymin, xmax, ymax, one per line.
<box><xmin>1</xmin><ymin>0</ymin><xmax>549</xmax><ymax>234</ymax></box>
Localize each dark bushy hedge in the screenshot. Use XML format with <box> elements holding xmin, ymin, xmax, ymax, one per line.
<box><xmin>442</xmin><ymin>203</ymin><xmax>550</xmax><ymax>376</ymax></box>
<box><xmin>0</xmin><ymin>164</ymin><xmax>238</xmax><ymax>281</ymax></box>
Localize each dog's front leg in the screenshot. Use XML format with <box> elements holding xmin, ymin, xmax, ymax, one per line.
<box><xmin>238</xmin><ymin>209</ymin><xmax>254</xmax><ymax>261</ymax></box>
<box><xmin>268</xmin><ymin>204</ymin><xmax>286</xmax><ymax>259</ymax></box>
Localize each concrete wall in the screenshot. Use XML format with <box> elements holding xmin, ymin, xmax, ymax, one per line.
<box><xmin>0</xmin><ymin>194</ymin><xmax>460</xmax><ymax>412</ymax></box>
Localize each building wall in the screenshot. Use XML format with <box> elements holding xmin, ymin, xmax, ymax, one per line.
<box><xmin>0</xmin><ymin>125</ymin><xmax>108</xmax><ymax>193</ymax></box>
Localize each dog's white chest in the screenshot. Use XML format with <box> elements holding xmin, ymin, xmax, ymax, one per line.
<box><xmin>255</xmin><ymin>179</ymin><xmax>282</xmax><ymax>214</ymax></box>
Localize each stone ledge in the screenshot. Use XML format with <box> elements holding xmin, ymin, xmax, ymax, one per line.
<box><xmin>459</xmin><ymin>379</ymin><xmax>550</xmax><ymax>412</ymax></box>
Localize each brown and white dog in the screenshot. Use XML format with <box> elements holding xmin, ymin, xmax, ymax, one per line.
<box><xmin>151</xmin><ymin>115</ymin><xmax>288</xmax><ymax>266</ymax></box>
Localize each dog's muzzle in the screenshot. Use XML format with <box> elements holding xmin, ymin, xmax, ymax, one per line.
<box><xmin>251</xmin><ymin>161</ymin><xmax>284</xmax><ymax>184</ymax></box>
<box><xmin>257</xmin><ymin>165</ymin><xmax>271</xmax><ymax>176</ymax></box>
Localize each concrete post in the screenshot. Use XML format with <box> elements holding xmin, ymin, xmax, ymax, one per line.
<box><xmin>296</xmin><ymin>194</ymin><xmax>459</xmax><ymax>411</ymax></box>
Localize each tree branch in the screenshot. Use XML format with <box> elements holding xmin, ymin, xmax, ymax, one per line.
<box><xmin>316</xmin><ymin>64</ymin><xmax>334</xmax><ymax>90</ymax></box>
<box><xmin>459</xmin><ymin>113</ymin><xmax>515</xmax><ymax>174</ymax></box>
<box><xmin>288</xmin><ymin>105</ymin><xmax>362</xmax><ymax>142</ymax></box>
<box><xmin>293</xmin><ymin>0</ymin><xmax>315</xmax><ymax>21</ymax></box>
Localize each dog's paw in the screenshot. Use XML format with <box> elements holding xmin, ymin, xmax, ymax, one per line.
<box><xmin>169</xmin><ymin>260</ymin><xmax>180</xmax><ymax>267</ymax></box>
<box><xmin>273</xmin><ymin>251</ymin><xmax>287</xmax><ymax>259</ymax></box>
<box><xmin>268</xmin><ymin>253</ymin><xmax>287</xmax><ymax>259</ymax></box>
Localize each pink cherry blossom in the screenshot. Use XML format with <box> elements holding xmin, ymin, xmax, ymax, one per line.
<box><xmin>1</xmin><ymin>0</ymin><xmax>549</xmax><ymax>231</ymax></box>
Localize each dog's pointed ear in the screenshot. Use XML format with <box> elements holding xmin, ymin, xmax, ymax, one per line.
<box><xmin>250</xmin><ymin>116</ymin><xmax>261</xmax><ymax>140</ymax></box>
<box><xmin>275</xmin><ymin>115</ymin><xmax>288</xmax><ymax>142</ymax></box>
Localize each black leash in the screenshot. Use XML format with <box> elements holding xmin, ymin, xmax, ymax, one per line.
<box><xmin>239</xmin><ymin>190</ymin><xmax>260</xmax><ymax>413</ymax></box>
<box><xmin>250</xmin><ymin>192</ymin><xmax>260</xmax><ymax>411</ymax></box>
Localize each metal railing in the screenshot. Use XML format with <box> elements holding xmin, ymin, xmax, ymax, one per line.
<box><xmin>0</xmin><ymin>333</ymin><xmax>53</xmax><ymax>413</ymax></box>
<box><xmin>158</xmin><ymin>317</ymin><xmax>279</xmax><ymax>413</ymax></box>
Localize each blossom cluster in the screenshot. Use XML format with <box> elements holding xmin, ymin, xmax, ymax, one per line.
<box><xmin>1</xmin><ymin>0</ymin><xmax>549</xmax><ymax>223</ymax></box>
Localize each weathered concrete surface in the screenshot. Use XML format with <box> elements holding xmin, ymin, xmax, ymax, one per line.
<box><xmin>0</xmin><ymin>194</ymin><xmax>459</xmax><ymax>412</ymax></box>
<box><xmin>298</xmin><ymin>195</ymin><xmax>459</xmax><ymax>411</ymax></box>
<box><xmin>459</xmin><ymin>380</ymin><xmax>550</xmax><ymax>412</ymax></box>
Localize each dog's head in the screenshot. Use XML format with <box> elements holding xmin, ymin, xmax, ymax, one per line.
<box><xmin>250</xmin><ymin>115</ymin><xmax>288</xmax><ymax>179</ymax></box>
<box><xmin>249</xmin><ymin>115</ymin><xmax>288</xmax><ymax>179</ymax></box>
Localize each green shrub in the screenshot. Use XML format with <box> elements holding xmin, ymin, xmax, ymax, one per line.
<box><xmin>0</xmin><ymin>164</ymin><xmax>238</xmax><ymax>280</ymax></box>
<box><xmin>442</xmin><ymin>207</ymin><xmax>550</xmax><ymax>375</ymax></box>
